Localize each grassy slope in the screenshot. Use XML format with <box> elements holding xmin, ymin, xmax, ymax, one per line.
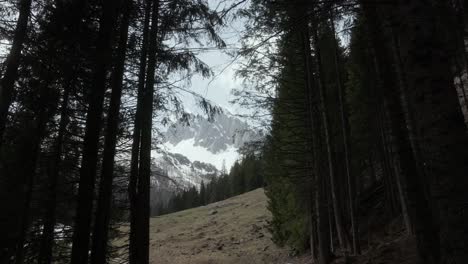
<box><xmin>138</xmin><ymin>187</ymin><xmax>419</xmax><ymax>264</ymax></box>
<box><xmin>148</xmin><ymin>188</ymin><xmax>306</xmax><ymax>264</ymax></box>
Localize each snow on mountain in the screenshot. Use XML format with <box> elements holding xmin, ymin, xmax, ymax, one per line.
<box><xmin>152</xmin><ymin>151</ymin><xmax>218</xmax><ymax>189</ymax></box>
<box><xmin>152</xmin><ymin>111</ymin><xmax>258</xmax><ymax>175</ymax></box>
<box><xmin>163</xmin><ymin>112</ymin><xmax>254</xmax><ymax>160</ymax></box>
<box><xmin>150</xmin><ymin>111</ymin><xmax>260</xmax><ymax>210</ymax></box>
<box><xmin>161</xmin><ymin>139</ymin><xmax>238</xmax><ymax>171</ymax></box>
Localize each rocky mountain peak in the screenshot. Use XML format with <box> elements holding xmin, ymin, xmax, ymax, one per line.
<box><xmin>151</xmin><ymin>110</ymin><xmax>261</xmax><ymax>211</ymax></box>
<box><xmin>164</xmin><ymin>112</ymin><xmax>256</xmax><ymax>154</ymax></box>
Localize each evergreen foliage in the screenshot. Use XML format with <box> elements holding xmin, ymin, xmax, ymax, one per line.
<box><xmin>1</xmin><ymin>0</ymin><xmax>468</xmax><ymax>263</ymax></box>
<box><xmin>157</xmin><ymin>154</ymin><xmax>264</xmax><ymax>216</ymax></box>
<box><xmin>237</xmin><ymin>0</ymin><xmax>468</xmax><ymax>263</ymax></box>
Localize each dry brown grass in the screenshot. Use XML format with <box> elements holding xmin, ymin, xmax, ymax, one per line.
<box><xmin>148</xmin><ymin>188</ymin><xmax>308</xmax><ymax>264</ymax></box>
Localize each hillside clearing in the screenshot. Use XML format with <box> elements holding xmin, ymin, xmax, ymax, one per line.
<box><xmin>148</xmin><ymin>188</ymin><xmax>307</xmax><ymax>264</ymax></box>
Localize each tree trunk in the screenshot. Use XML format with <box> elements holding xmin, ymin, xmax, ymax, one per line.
<box><xmin>361</xmin><ymin>0</ymin><xmax>429</xmax><ymax>238</ymax></box>
<box><xmin>129</xmin><ymin>0</ymin><xmax>152</xmax><ymax>262</ymax></box>
<box><xmin>90</xmin><ymin>1</ymin><xmax>132</xmax><ymax>263</ymax></box>
<box><xmin>368</xmin><ymin>152</ymin><xmax>377</xmax><ymax>186</ymax></box>
<box><xmin>134</xmin><ymin>0</ymin><xmax>160</xmax><ymax>262</ymax></box>
<box><xmin>379</xmin><ymin>102</ymin><xmax>398</xmax><ymax>216</ymax></box>
<box><xmin>309</xmin><ymin>204</ymin><xmax>318</xmax><ymax>261</ymax></box>
<box><xmin>310</xmin><ymin>11</ymin><xmax>350</xmax><ymax>252</ymax></box>
<box><xmin>382</xmin><ymin>96</ymin><xmax>413</xmax><ymax>232</ymax></box>
<box><xmin>362</xmin><ymin>2</ymin><xmax>443</xmax><ymax>263</ymax></box>
<box><xmin>0</xmin><ymin>0</ymin><xmax>33</xmax><ymax>144</ymax></box>
<box><xmin>38</xmin><ymin>83</ymin><xmax>71</xmax><ymax>264</ymax></box>
<box><xmin>316</xmin><ymin>174</ymin><xmax>331</xmax><ymax>264</ymax></box>
<box><xmin>36</xmin><ymin>3</ymin><xmax>82</xmax><ymax>262</ymax></box>
<box><xmin>14</xmin><ymin>89</ymin><xmax>52</xmax><ymax>263</ymax></box>
<box><xmin>300</xmin><ymin>12</ymin><xmax>330</xmax><ymax>262</ymax></box>
<box><xmin>395</xmin><ymin>1</ymin><xmax>468</xmax><ymax>263</ymax></box>
<box><xmin>389</xmin><ymin>26</ymin><xmax>425</xmax><ymax>236</ymax></box>
<box><xmin>70</xmin><ymin>0</ymin><xmax>120</xmax><ymax>262</ymax></box>
<box><xmin>313</xmin><ymin>109</ymin><xmax>331</xmax><ymax>264</ymax></box>
<box><xmin>329</xmin><ymin>10</ymin><xmax>360</xmax><ymax>255</ymax></box>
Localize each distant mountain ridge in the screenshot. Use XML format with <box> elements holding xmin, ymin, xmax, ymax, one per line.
<box><xmin>150</xmin><ymin>111</ymin><xmax>260</xmax><ymax>212</ymax></box>
<box><xmin>164</xmin><ymin>112</ymin><xmax>255</xmax><ymax>154</ymax></box>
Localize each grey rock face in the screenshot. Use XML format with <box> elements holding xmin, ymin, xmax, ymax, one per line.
<box><xmin>164</xmin><ymin>112</ymin><xmax>257</xmax><ymax>153</ymax></box>
<box><xmin>150</xmin><ymin>154</ymin><xmax>218</xmax><ymax>214</ymax></box>
<box><xmin>150</xmin><ymin>111</ymin><xmax>261</xmax><ymax>214</ymax></box>
<box><xmin>154</xmin><ymin>152</ymin><xmax>218</xmax><ymax>190</ymax></box>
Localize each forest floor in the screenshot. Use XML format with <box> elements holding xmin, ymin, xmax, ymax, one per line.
<box><xmin>147</xmin><ymin>188</ymin><xmax>309</xmax><ymax>264</ymax></box>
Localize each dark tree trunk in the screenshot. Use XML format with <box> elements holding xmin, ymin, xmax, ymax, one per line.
<box><xmin>303</xmin><ymin>36</ymin><xmax>318</xmax><ymax>264</ymax></box>
<box><xmin>129</xmin><ymin>0</ymin><xmax>152</xmax><ymax>262</ymax></box>
<box><xmin>35</xmin><ymin>3</ymin><xmax>83</xmax><ymax>262</ymax></box>
<box><xmin>310</xmin><ymin>12</ymin><xmax>350</xmax><ymax>252</ymax></box>
<box><xmin>361</xmin><ymin>1</ymin><xmax>441</xmax><ymax>263</ymax></box>
<box><xmin>0</xmin><ymin>0</ymin><xmax>33</xmax><ymax>144</ymax></box>
<box><xmin>309</xmin><ymin>202</ymin><xmax>318</xmax><ymax>261</ymax></box>
<box><xmin>382</xmin><ymin>97</ymin><xmax>413</xmax><ymax>231</ymax></box>
<box><xmin>300</xmin><ymin>11</ymin><xmax>329</xmax><ymax>262</ymax></box>
<box><xmin>70</xmin><ymin>0</ymin><xmax>120</xmax><ymax>262</ymax></box>
<box><xmin>38</xmin><ymin>84</ymin><xmax>71</xmax><ymax>264</ymax></box>
<box><xmin>14</xmin><ymin>88</ymin><xmax>53</xmax><ymax>263</ymax></box>
<box><xmin>90</xmin><ymin>1</ymin><xmax>132</xmax><ymax>263</ymax></box>
<box><xmin>317</xmin><ymin>156</ymin><xmax>332</xmax><ymax>264</ymax></box>
<box><xmin>329</xmin><ymin>10</ymin><xmax>360</xmax><ymax>255</ymax></box>
<box><xmin>379</xmin><ymin>102</ymin><xmax>399</xmax><ymax>216</ymax></box>
<box><xmin>395</xmin><ymin>1</ymin><xmax>468</xmax><ymax>263</ymax></box>
<box><xmin>13</xmin><ymin>126</ymin><xmax>42</xmax><ymax>264</ymax></box>
<box><xmin>389</xmin><ymin>27</ymin><xmax>421</xmax><ymax>236</ymax></box>
<box><xmin>134</xmin><ymin>0</ymin><xmax>160</xmax><ymax>262</ymax></box>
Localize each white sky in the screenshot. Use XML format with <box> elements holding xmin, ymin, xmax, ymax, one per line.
<box><xmin>174</xmin><ymin>0</ymin><xmax>248</xmax><ymax>116</ymax></box>
<box><xmin>0</xmin><ymin>0</ymin><xmax>250</xmax><ymax>116</ymax></box>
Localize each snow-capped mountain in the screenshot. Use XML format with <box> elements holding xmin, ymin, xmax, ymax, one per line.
<box><xmin>154</xmin><ymin>152</ymin><xmax>218</xmax><ymax>189</ymax></box>
<box><xmin>150</xmin><ymin>111</ymin><xmax>260</xmax><ymax>209</ymax></box>
<box><xmin>165</xmin><ymin>113</ymin><xmax>254</xmax><ymax>153</ymax></box>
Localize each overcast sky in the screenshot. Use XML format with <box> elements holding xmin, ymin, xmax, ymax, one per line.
<box><xmin>174</xmin><ymin>0</ymin><xmax>249</xmax><ymax>116</ymax></box>
<box><xmin>0</xmin><ymin>0</ymin><xmax>249</xmax><ymax>115</ymax></box>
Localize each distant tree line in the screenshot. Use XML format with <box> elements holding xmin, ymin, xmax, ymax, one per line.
<box><xmin>155</xmin><ymin>154</ymin><xmax>264</xmax><ymax>215</ymax></box>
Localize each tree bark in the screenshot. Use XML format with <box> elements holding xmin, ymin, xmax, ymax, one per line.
<box><xmin>38</xmin><ymin>83</ymin><xmax>70</xmax><ymax>264</ymax></box>
<box><xmin>329</xmin><ymin>10</ymin><xmax>360</xmax><ymax>255</ymax></box>
<box><xmin>70</xmin><ymin>0</ymin><xmax>120</xmax><ymax>262</ymax></box>
<box><xmin>361</xmin><ymin>1</ymin><xmax>434</xmax><ymax>248</ymax></box>
<box><xmin>316</xmin><ymin>173</ymin><xmax>331</xmax><ymax>264</ymax></box>
<box><xmin>129</xmin><ymin>0</ymin><xmax>152</xmax><ymax>262</ymax></box>
<box><xmin>134</xmin><ymin>0</ymin><xmax>160</xmax><ymax>262</ymax></box>
<box><xmin>90</xmin><ymin>1</ymin><xmax>132</xmax><ymax>263</ymax></box>
<box><xmin>389</xmin><ymin>26</ymin><xmax>423</xmax><ymax>236</ymax></box>
<box><xmin>300</xmin><ymin>11</ymin><xmax>330</xmax><ymax>262</ymax></box>
<box><xmin>310</xmin><ymin>11</ymin><xmax>350</xmax><ymax>252</ymax></box>
<box><xmin>363</xmin><ymin>2</ymin><xmax>442</xmax><ymax>263</ymax></box>
<box><xmin>0</xmin><ymin>0</ymin><xmax>33</xmax><ymax>144</ymax></box>
<box><xmin>14</xmin><ymin>85</ymin><xmax>53</xmax><ymax>263</ymax></box>
<box><xmin>379</xmin><ymin>102</ymin><xmax>398</xmax><ymax>216</ymax></box>
<box><xmin>395</xmin><ymin>1</ymin><xmax>468</xmax><ymax>263</ymax></box>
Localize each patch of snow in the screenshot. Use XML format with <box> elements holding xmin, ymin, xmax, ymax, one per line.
<box><xmin>157</xmin><ymin>138</ymin><xmax>239</xmax><ymax>170</ymax></box>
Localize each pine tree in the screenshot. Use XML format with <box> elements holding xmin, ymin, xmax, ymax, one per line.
<box><xmin>90</xmin><ymin>0</ymin><xmax>133</xmax><ymax>262</ymax></box>
<box><xmin>391</xmin><ymin>2</ymin><xmax>468</xmax><ymax>263</ymax></box>
<box><xmin>0</xmin><ymin>0</ymin><xmax>33</xmax><ymax>143</ymax></box>
<box><xmin>70</xmin><ymin>0</ymin><xmax>120</xmax><ymax>262</ymax></box>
